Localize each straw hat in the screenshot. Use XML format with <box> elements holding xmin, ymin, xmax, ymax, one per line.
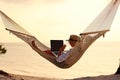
<box><xmin>66</xmin><ymin>35</ymin><xmax>80</xmax><ymax>41</ymax></box>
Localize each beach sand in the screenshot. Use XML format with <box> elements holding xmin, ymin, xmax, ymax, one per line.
<box><xmin>0</xmin><ymin>70</ymin><xmax>120</xmax><ymax>80</ymax></box>
<box><xmin>74</xmin><ymin>74</ymin><xmax>120</xmax><ymax>80</ymax></box>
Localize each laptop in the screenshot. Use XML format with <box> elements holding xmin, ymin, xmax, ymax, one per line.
<box><xmin>50</xmin><ymin>40</ymin><xmax>63</xmax><ymax>55</ymax></box>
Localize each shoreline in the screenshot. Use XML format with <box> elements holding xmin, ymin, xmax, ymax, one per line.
<box><xmin>0</xmin><ymin>70</ymin><xmax>120</xmax><ymax>80</ymax></box>
<box><xmin>0</xmin><ymin>70</ymin><xmax>61</xmax><ymax>80</ymax></box>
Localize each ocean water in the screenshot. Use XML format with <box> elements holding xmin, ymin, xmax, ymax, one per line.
<box><xmin>0</xmin><ymin>42</ymin><xmax>120</xmax><ymax>79</ymax></box>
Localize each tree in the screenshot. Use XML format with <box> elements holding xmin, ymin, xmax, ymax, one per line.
<box><xmin>0</xmin><ymin>44</ymin><xmax>7</xmax><ymax>54</ymax></box>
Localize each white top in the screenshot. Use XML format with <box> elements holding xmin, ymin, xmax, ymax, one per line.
<box><xmin>56</xmin><ymin>49</ymin><xmax>72</xmax><ymax>62</ymax></box>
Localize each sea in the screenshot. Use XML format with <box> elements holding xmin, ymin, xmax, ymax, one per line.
<box><xmin>0</xmin><ymin>41</ymin><xmax>120</xmax><ymax>79</ymax></box>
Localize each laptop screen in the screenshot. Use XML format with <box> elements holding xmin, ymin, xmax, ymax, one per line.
<box><xmin>50</xmin><ymin>40</ymin><xmax>63</xmax><ymax>53</ymax></box>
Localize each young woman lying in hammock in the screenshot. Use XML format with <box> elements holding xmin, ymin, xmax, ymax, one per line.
<box><xmin>31</xmin><ymin>35</ymin><xmax>79</xmax><ymax>61</ymax></box>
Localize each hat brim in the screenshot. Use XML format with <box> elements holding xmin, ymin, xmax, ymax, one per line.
<box><xmin>66</xmin><ymin>39</ymin><xmax>77</xmax><ymax>41</ymax></box>
<box><xmin>66</xmin><ymin>39</ymin><xmax>69</xmax><ymax>41</ymax></box>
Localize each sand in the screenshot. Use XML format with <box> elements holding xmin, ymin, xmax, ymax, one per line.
<box><xmin>0</xmin><ymin>70</ymin><xmax>120</xmax><ymax>80</ymax></box>
<box><xmin>74</xmin><ymin>75</ymin><xmax>120</xmax><ymax>80</ymax></box>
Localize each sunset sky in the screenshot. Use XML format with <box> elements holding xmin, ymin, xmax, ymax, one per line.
<box><xmin>0</xmin><ymin>0</ymin><xmax>120</xmax><ymax>43</ymax></box>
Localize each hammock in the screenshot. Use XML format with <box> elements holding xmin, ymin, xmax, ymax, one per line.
<box><xmin>0</xmin><ymin>0</ymin><xmax>120</xmax><ymax>68</ymax></box>
<box><xmin>81</xmin><ymin>0</ymin><xmax>120</xmax><ymax>35</ymax></box>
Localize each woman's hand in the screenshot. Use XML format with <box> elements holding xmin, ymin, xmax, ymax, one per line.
<box><xmin>58</xmin><ymin>45</ymin><xmax>66</xmax><ymax>56</ymax></box>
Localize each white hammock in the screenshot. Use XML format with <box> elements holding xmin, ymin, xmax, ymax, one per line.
<box><xmin>0</xmin><ymin>0</ymin><xmax>119</xmax><ymax>68</ymax></box>
<box><xmin>80</xmin><ymin>0</ymin><xmax>120</xmax><ymax>35</ymax></box>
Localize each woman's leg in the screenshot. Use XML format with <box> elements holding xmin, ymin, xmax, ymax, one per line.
<box><xmin>31</xmin><ymin>40</ymin><xmax>54</xmax><ymax>56</ymax></box>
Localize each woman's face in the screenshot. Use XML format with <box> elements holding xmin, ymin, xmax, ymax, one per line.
<box><xmin>69</xmin><ymin>41</ymin><xmax>77</xmax><ymax>47</ymax></box>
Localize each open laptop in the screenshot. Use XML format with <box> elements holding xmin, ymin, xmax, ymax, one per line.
<box><xmin>50</xmin><ymin>40</ymin><xmax>63</xmax><ymax>56</ymax></box>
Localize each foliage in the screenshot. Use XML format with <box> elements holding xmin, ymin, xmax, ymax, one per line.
<box><xmin>0</xmin><ymin>44</ymin><xmax>7</xmax><ymax>54</ymax></box>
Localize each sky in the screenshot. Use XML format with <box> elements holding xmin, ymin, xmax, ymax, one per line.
<box><xmin>0</xmin><ymin>0</ymin><xmax>120</xmax><ymax>44</ymax></box>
